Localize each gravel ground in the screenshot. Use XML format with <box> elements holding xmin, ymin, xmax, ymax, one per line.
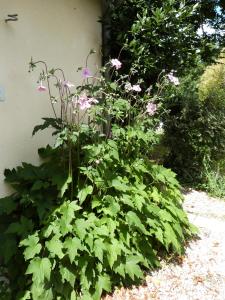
<box><xmin>103</xmin><ymin>190</ymin><xmax>225</xmax><ymax>300</ymax></box>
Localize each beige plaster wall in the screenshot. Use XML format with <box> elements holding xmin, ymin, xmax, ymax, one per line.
<box><xmin>0</xmin><ymin>0</ymin><xmax>101</xmax><ymax>197</ymax></box>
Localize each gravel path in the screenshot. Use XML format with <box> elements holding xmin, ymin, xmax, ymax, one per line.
<box><xmin>103</xmin><ymin>190</ymin><xmax>225</xmax><ymax>300</ymax></box>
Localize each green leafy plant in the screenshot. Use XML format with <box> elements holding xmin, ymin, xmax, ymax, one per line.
<box><xmin>161</xmin><ymin>53</ymin><xmax>225</xmax><ymax>185</ymax></box>
<box><xmin>102</xmin><ymin>1</ymin><xmax>225</xmax><ymax>190</ymax></box>
<box><xmin>103</xmin><ymin>0</ymin><xmax>225</xmax><ymax>85</ymax></box>
<box><xmin>0</xmin><ymin>54</ymin><xmax>196</xmax><ymax>300</ymax></box>
<box><xmin>202</xmin><ymin>169</ymin><xmax>225</xmax><ymax>200</ymax></box>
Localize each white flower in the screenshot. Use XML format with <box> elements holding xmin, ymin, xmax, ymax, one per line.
<box><xmin>167</xmin><ymin>72</ymin><xmax>180</xmax><ymax>86</ymax></box>
<box><xmin>156</xmin><ymin>122</ymin><xmax>164</xmax><ymax>134</ymax></box>
<box><xmin>146</xmin><ymin>102</ymin><xmax>157</xmax><ymax>116</ymax></box>
<box><xmin>111</xmin><ymin>58</ymin><xmax>122</xmax><ymax>70</ymax></box>
<box><xmin>125</xmin><ymin>83</ymin><xmax>132</xmax><ymax>91</ymax></box>
<box><xmin>132</xmin><ymin>84</ymin><xmax>142</xmax><ymax>92</ymax></box>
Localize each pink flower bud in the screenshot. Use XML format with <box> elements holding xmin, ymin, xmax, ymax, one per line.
<box><xmin>63</xmin><ymin>81</ymin><xmax>75</xmax><ymax>88</ymax></box>
<box><xmin>37</xmin><ymin>82</ymin><xmax>47</xmax><ymax>92</ymax></box>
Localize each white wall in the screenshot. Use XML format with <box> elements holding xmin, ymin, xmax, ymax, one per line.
<box><xmin>0</xmin><ymin>0</ymin><xmax>101</xmax><ymax>196</ymax></box>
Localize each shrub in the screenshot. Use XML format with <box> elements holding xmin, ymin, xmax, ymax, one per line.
<box><xmin>162</xmin><ymin>57</ymin><xmax>225</xmax><ymax>185</ymax></box>
<box><xmin>103</xmin><ymin>0</ymin><xmax>225</xmax><ymax>85</ymax></box>
<box><xmin>160</xmin><ymin>68</ymin><xmax>204</xmax><ymax>182</ymax></box>
<box><xmin>198</xmin><ymin>52</ymin><xmax>225</xmax><ymax>163</ymax></box>
<box><xmin>0</xmin><ymin>56</ymin><xmax>195</xmax><ymax>299</ymax></box>
<box><xmin>198</xmin><ymin>52</ymin><xmax>225</xmax><ymax>104</ymax></box>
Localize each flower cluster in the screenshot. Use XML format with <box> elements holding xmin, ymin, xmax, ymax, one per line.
<box><xmin>34</xmin><ymin>55</ymin><xmax>179</xmax><ymax>131</ymax></box>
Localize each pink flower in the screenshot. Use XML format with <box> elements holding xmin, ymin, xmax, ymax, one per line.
<box><xmin>111</xmin><ymin>58</ymin><xmax>122</xmax><ymax>70</ymax></box>
<box><xmin>167</xmin><ymin>72</ymin><xmax>180</xmax><ymax>85</ymax></box>
<box><xmin>78</xmin><ymin>93</ymin><xmax>91</xmax><ymax>110</ymax></box>
<box><xmin>76</xmin><ymin>92</ymin><xmax>99</xmax><ymax>110</ymax></box>
<box><xmin>132</xmin><ymin>84</ymin><xmax>142</xmax><ymax>92</ymax></box>
<box><xmin>63</xmin><ymin>80</ymin><xmax>75</xmax><ymax>88</ymax></box>
<box><xmin>82</xmin><ymin>67</ymin><xmax>91</xmax><ymax>78</ymax></box>
<box><xmin>37</xmin><ymin>82</ymin><xmax>47</xmax><ymax>92</ymax></box>
<box><xmin>146</xmin><ymin>102</ymin><xmax>157</xmax><ymax>116</ymax></box>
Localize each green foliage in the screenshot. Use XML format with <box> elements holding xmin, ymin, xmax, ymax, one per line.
<box><xmin>0</xmin><ymin>136</ymin><xmax>195</xmax><ymax>299</ymax></box>
<box><xmin>103</xmin><ymin>0</ymin><xmax>225</xmax><ymax>84</ymax></box>
<box><xmin>102</xmin><ymin>0</ymin><xmax>225</xmax><ymax>192</ymax></box>
<box><xmin>0</xmin><ymin>58</ymin><xmax>196</xmax><ymax>299</ymax></box>
<box><xmin>201</xmin><ymin>162</ymin><xmax>225</xmax><ymax>199</ymax></box>
<box><xmin>198</xmin><ymin>51</ymin><xmax>225</xmax><ymax>105</ymax></box>
<box><xmin>162</xmin><ymin>60</ymin><xmax>225</xmax><ymax>184</ymax></box>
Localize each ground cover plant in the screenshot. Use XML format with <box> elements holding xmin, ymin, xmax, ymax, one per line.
<box><xmin>0</xmin><ymin>53</ymin><xmax>196</xmax><ymax>300</ymax></box>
